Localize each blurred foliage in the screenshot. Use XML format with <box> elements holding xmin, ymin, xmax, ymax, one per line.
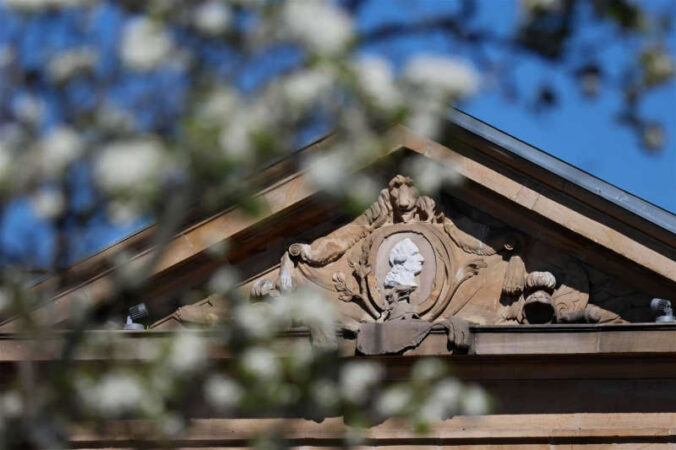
<box><xmin>0</xmin><ymin>0</ymin><xmax>672</xmax><ymax>448</ymax></box>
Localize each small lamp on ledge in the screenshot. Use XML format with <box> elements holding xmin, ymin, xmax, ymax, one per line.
<box><xmin>650</xmin><ymin>298</ymin><xmax>676</xmax><ymax>323</ymax></box>
<box><xmin>123</xmin><ymin>303</ymin><xmax>149</xmax><ymax>330</ymax></box>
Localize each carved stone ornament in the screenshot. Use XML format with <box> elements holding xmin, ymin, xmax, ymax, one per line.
<box><xmin>250</xmin><ymin>175</ymin><xmax>530</xmax><ymax>354</ymax></box>
<box><xmin>164</xmin><ymin>174</ymin><xmax>647</xmax><ymax>350</ymax></box>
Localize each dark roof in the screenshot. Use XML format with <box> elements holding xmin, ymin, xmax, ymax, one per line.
<box><xmin>446</xmin><ymin>109</ymin><xmax>676</xmax><ymax>235</ymax></box>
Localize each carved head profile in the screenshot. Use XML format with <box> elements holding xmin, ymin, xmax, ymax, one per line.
<box><xmin>383</xmin><ymin>237</ymin><xmax>424</xmax><ymax>288</ymax></box>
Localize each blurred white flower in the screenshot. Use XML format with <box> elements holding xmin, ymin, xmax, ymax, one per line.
<box><xmin>96</xmin><ymin>103</ymin><xmax>136</xmax><ymax>132</ymax></box>
<box><xmin>167</xmin><ymin>331</ymin><xmax>207</xmax><ymax>374</ymax></box>
<box><xmin>340</xmin><ymin>361</ymin><xmax>382</xmax><ymax>404</ymax></box>
<box><xmin>47</xmin><ymin>47</ymin><xmax>97</xmax><ymax>83</ymax></box>
<box><xmin>302</xmin><ymin>150</ymin><xmax>349</xmax><ymax>194</ymax></box>
<box><xmin>0</xmin><ymin>142</ymin><xmax>13</xmax><ymax>185</ymax></box>
<box><xmin>107</xmin><ymin>200</ymin><xmax>140</xmax><ymax>225</ymax></box>
<box><xmin>83</xmin><ymin>373</ymin><xmax>143</xmax><ymax>416</ymax></box>
<box><xmin>376</xmin><ymin>385</ymin><xmax>411</xmax><ymax>416</ymax></box>
<box><xmin>193</xmin><ymin>0</ymin><xmax>231</xmax><ymax>36</ymax></box>
<box><xmin>241</xmin><ymin>347</ymin><xmax>280</xmax><ymax>380</ymax></box>
<box><xmin>462</xmin><ymin>385</ymin><xmax>489</xmax><ymax>415</ymax></box>
<box><xmin>417</xmin><ymin>378</ymin><xmax>462</xmax><ymax>423</ymax></box>
<box><xmin>0</xmin><ymin>288</ymin><xmax>9</xmax><ymax>312</ymax></box>
<box><xmin>0</xmin><ymin>46</ymin><xmax>14</xmax><ymax>68</ymax></box>
<box><xmin>642</xmin><ymin>123</ymin><xmax>664</xmax><ymax>150</ymax></box>
<box><xmin>347</xmin><ymin>174</ymin><xmax>379</xmax><ymax>207</ymax></box>
<box><xmin>276</xmin><ymin>288</ymin><xmax>336</xmax><ymax>337</ymax></box>
<box><xmin>643</xmin><ymin>48</ymin><xmax>675</xmax><ymax>85</ymax></box>
<box><xmin>198</xmin><ymin>89</ymin><xmax>239</xmax><ymax>122</ymax></box>
<box><xmin>209</xmin><ymin>267</ymin><xmax>238</xmax><ymax>294</ymax></box>
<box><xmin>120</xmin><ymin>17</ymin><xmax>173</xmax><ymax>71</ymax></box>
<box><xmin>3</xmin><ymin>0</ymin><xmax>92</xmax><ymax>11</ymax></box>
<box><xmin>0</xmin><ymin>390</ymin><xmax>23</xmax><ymax>418</ymax></box>
<box><xmin>520</xmin><ymin>0</ymin><xmax>561</xmax><ymax>13</ymax></box>
<box><xmin>30</xmin><ymin>188</ymin><xmax>65</xmax><ymax>219</ymax></box>
<box><xmin>405</xmin><ymin>108</ymin><xmax>440</xmax><ymax>138</ymax></box>
<box><xmin>282</xmin><ymin>0</ymin><xmax>353</xmax><ymax>55</ymax></box>
<box><xmin>354</xmin><ymin>57</ymin><xmax>401</xmax><ymax>110</ymax></box>
<box><xmin>13</xmin><ymin>94</ymin><xmax>44</xmax><ymax>124</ymax></box>
<box><xmin>410</xmin><ymin>157</ymin><xmax>462</xmax><ymax>194</ymax></box>
<box><xmin>218</xmin><ymin>103</ymin><xmax>272</xmax><ymax>161</ymax></box>
<box><xmin>404</xmin><ymin>55</ymin><xmax>479</xmax><ymax>100</ymax></box>
<box><xmin>234</xmin><ymin>302</ymin><xmax>280</xmax><ymax>338</ymax></box>
<box><xmin>116</xmin><ymin>251</ymin><xmax>147</xmax><ymax>287</ymax></box>
<box><xmin>160</xmin><ymin>413</ymin><xmax>185</xmax><ymax>437</ymax></box>
<box><xmin>286</xmin><ymin>341</ymin><xmax>314</xmax><ymax>372</ymax></box>
<box><xmin>39</xmin><ymin>126</ymin><xmax>83</xmax><ymax>177</ymax></box>
<box><xmin>95</xmin><ymin>139</ymin><xmax>166</xmax><ymax>195</ymax></box>
<box><xmin>411</xmin><ymin>358</ymin><xmax>445</xmax><ymax>381</ymax></box>
<box><xmin>282</xmin><ymin>68</ymin><xmax>333</xmax><ymax>108</ymax></box>
<box><xmin>311</xmin><ymin>378</ymin><xmax>338</xmax><ymax>409</ymax></box>
<box><xmin>204</xmin><ymin>374</ymin><xmax>242</xmax><ymax>410</ymax></box>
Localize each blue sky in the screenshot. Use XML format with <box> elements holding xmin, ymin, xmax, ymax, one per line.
<box><xmin>0</xmin><ymin>0</ymin><xmax>674</xmax><ymax>268</ymax></box>
<box><xmin>357</xmin><ymin>0</ymin><xmax>675</xmax><ymax>213</ymax></box>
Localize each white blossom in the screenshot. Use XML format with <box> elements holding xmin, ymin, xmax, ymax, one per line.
<box><xmin>404</xmin><ymin>55</ymin><xmax>479</xmax><ymax>100</ymax></box>
<box><xmin>417</xmin><ymin>378</ymin><xmax>462</xmax><ymax>423</ymax></box>
<box><xmin>47</xmin><ymin>47</ymin><xmax>97</xmax><ymax>83</ymax></box>
<box><xmin>166</xmin><ymin>331</ymin><xmax>207</xmax><ymax>374</ymax></box>
<box><xmin>107</xmin><ymin>200</ymin><xmax>140</xmax><ymax>225</ymax></box>
<box><xmin>0</xmin><ymin>142</ymin><xmax>12</xmax><ymax>185</ymax></box>
<box><xmin>340</xmin><ymin>361</ymin><xmax>382</xmax><ymax>404</ymax></box>
<box><xmin>520</xmin><ymin>0</ymin><xmax>561</xmax><ymax>13</ymax></box>
<box><xmin>198</xmin><ymin>89</ymin><xmax>239</xmax><ymax>122</ymax></box>
<box><xmin>275</xmin><ymin>288</ymin><xmax>336</xmax><ymax>336</ymax></box>
<box><xmin>13</xmin><ymin>94</ymin><xmax>44</xmax><ymax>124</ymax></box>
<box><xmin>376</xmin><ymin>385</ymin><xmax>411</xmax><ymax>416</ymax></box>
<box><xmin>209</xmin><ymin>267</ymin><xmax>238</xmax><ymax>294</ymax></box>
<box><xmin>0</xmin><ymin>46</ymin><xmax>14</xmax><ymax>68</ymax></box>
<box><xmin>405</xmin><ymin>108</ymin><xmax>442</xmax><ymax>138</ymax></box>
<box><xmin>218</xmin><ymin>102</ymin><xmax>273</xmax><ymax>161</ymax></box>
<box><xmin>642</xmin><ymin>123</ymin><xmax>664</xmax><ymax>150</ymax></box>
<box><xmin>82</xmin><ymin>373</ymin><xmax>143</xmax><ymax>416</ymax></box>
<box><xmin>96</xmin><ymin>103</ymin><xmax>136</xmax><ymax>132</ymax></box>
<box><xmin>204</xmin><ymin>375</ymin><xmax>242</xmax><ymax>410</ymax></box>
<box><xmin>0</xmin><ymin>289</ymin><xmax>9</xmax><ymax>312</ymax></box>
<box><xmin>39</xmin><ymin>126</ymin><xmax>83</xmax><ymax>176</ymax></box>
<box><xmin>302</xmin><ymin>150</ymin><xmax>349</xmax><ymax>194</ymax></box>
<box><xmin>241</xmin><ymin>347</ymin><xmax>280</xmax><ymax>380</ymax></box>
<box><xmin>120</xmin><ymin>17</ymin><xmax>173</xmax><ymax>71</ymax></box>
<box><xmin>462</xmin><ymin>385</ymin><xmax>489</xmax><ymax>415</ymax></box>
<box><xmin>193</xmin><ymin>1</ymin><xmax>231</xmax><ymax>36</ymax></box>
<box><xmin>347</xmin><ymin>174</ymin><xmax>379</xmax><ymax>208</ymax></box>
<box><xmin>311</xmin><ymin>379</ymin><xmax>338</xmax><ymax>410</ymax></box>
<box><xmin>234</xmin><ymin>302</ymin><xmax>281</xmax><ymax>338</ymax></box>
<box><xmin>0</xmin><ymin>390</ymin><xmax>23</xmax><ymax>418</ymax></box>
<box><xmin>95</xmin><ymin>139</ymin><xmax>166</xmax><ymax>195</ymax></box>
<box><xmin>3</xmin><ymin>0</ymin><xmax>92</xmax><ymax>11</ymax></box>
<box><xmin>30</xmin><ymin>188</ymin><xmax>65</xmax><ymax>219</ymax></box>
<box><xmin>282</xmin><ymin>68</ymin><xmax>333</xmax><ymax>108</ymax></box>
<box><xmin>411</xmin><ymin>358</ymin><xmax>445</xmax><ymax>381</ymax></box>
<box><xmin>354</xmin><ymin>57</ymin><xmax>401</xmax><ymax>110</ymax></box>
<box><xmin>410</xmin><ymin>157</ymin><xmax>462</xmax><ymax>193</ymax></box>
<box><xmin>282</xmin><ymin>0</ymin><xmax>353</xmax><ymax>55</ymax></box>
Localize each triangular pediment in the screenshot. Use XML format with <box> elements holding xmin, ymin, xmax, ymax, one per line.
<box><xmin>3</xmin><ymin>112</ymin><xmax>674</xmax><ymax>333</ymax></box>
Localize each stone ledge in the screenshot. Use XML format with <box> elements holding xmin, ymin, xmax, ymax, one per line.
<box><xmin>67</xmin><ymin>413</ymin><xmax>676</xmax><ymax>447</ymax></box>
<box><xmin>1</xmin><ymin>324</ymin><xmax>676</xmax><ymax>362</ymax></box>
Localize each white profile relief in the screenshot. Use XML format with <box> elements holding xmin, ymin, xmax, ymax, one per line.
<box><xmin>383</xmin><ymin>238</ymin><xmax>424</xmax><ymax>288</ymax></box>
